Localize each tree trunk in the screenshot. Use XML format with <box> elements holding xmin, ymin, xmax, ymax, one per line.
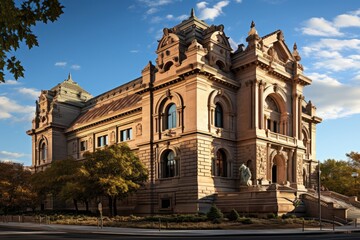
<box><xmin>73</xmin><ymin>199</ymin><xmax>78</xmax><ymax>214</ymax></box>
<box><xmin>113</xmin><ymin>197</ymin><xmax>117</xmax><ymax>216</ymax></box>
<box><xmin>108</xmin><ymin>196</ymin><xmax>113</xmax><ymax>217</ymax></box>
<box><xmin>85</xmin><ymin>201</ymin><xmax>89</xmax><ymax>212</ymax></box>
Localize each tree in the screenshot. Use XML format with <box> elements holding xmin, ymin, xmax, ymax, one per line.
<box><xmin>346</xmin><ymin>151</ymin><xmax>360</xmax><ymax>168</ymax></box>
<box><xmin>31</xmin><ymin>157</ymin><xmax>85</xmax><ymax>212</ymax></box>
<box><xmin>320</xmin><ymin>159</ymin><xmax>359</xmax><ymax>197</ymax></box>
<box><xmin>0</xmin><ymin>0</ymin><xmax>63</xmax><ymax>82</ymax></box>
<box><xmin>82</xmin><ymin>143</ymin><xmax>148</xmax><ymax>216</ymax></box>
<box><xmin>0</xmin><ymin>161</ymin><xmax>38</xmax><ymax>214</ymax></box>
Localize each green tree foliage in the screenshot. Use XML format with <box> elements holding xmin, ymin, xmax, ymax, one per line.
<box><xmin>0</xmin><ymin>161</ymin><xmax>38</xmax><ymax>214</ymax></box>
<box><xmin>346</xmin><ymin>151</ymin><xmax>360</xmax><ymax>168</ymax></box>
<box><xmin>206</xmin><ymin>204</ymin><xmax>223</xmax><ymax>221</ymax></box>
<box><xmin>227</xmin><ymin>208</ymin><xmax>240</xmax><ymax>221</ymax></box>
<box><xmin>31</xmin><ymin>158</ymin><xmax>85</xmax><ymax>211</ymax></box>
<box><xmin>0</xmin><ymin>0</ymin><xmax>63</xmax><ymax>82</ymax></box>
<box><xmin>82</xmin><ymin>143</ymin><xmax>148</xmax><ymax>216</ymax></box>
<box><xmin>320</xmin><ymin>159</ymin><xmax>359</xmax><ymax>197</ymax></box>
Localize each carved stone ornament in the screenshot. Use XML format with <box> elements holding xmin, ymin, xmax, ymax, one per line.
<box><xmin>136</xmin><ymin>123</ymin><xmax>142</xmax><ymax>136</ymax></box>
<box><xmin>166</xmin><ymin>89</ymin><xmax>172</xmax><ymax>99</ymax></box>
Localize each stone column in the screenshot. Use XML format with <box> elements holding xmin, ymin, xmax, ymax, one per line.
<box><xmin>298</xmin><ymin>95</ymin><xmax>303</xmax><ymax>140</ymax></box>
<box><xmin>258</xmin><ymin>80</ymin><xmax>265</xmax><ymax>129</ymax></box>
<box><xmin>292</xmin><ymin>93</ymin><xmax>298</xmax><ymax>138</ymax></box>
<box><xmin>267</xmin><ymin>143</ymin><xmax>272</xmax><ymax>181</ymax></box>
<box><xmin>287</xmin><ymin>149</ymin><xmax>294</xmax><ymax>182</ymax></box>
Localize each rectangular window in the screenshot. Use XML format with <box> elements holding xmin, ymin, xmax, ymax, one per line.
<box><xmin>120</xmin><ymin>128</ymin><xmax>132</xmax><ymax>141</ymax></box>
<box><xmin>273</xmin><ymin>121</ymin><xmax>278</xmax><ymax>133</ymax></box>
<box><xmin>97</xmin><ymin>135</ymin><xmax>108</xmax><ymax>147</ymax></box>
<box><xmin>80</xmin><ymin>140</ymin><xmax>87</xmax><ymax>151</ymax></box>
<box><xmin>267</xmin><ymin>119</ymin><xmax>271</xmax><ymax>130</ymax></box>
<box><xmin>161</xmin><ymin>199</ymin><xmax>171</xmax><ymax>209</ymax></box>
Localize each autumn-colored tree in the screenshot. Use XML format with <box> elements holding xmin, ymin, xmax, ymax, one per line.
<box><xmin>0</xmin><ymin>0</ymin><xmax>63</xmax><ymax>82</ymax></box>
<box><xmin>320</xmin><ymin>159</ymin><xmax>359</xmax><ymax>197</ymax></box>
<box><xmin>82</xmin><ymin>143</ymin><xmax>148</xmax><ymax>216</ymax></box>
<box><xmin>0</xmin><ymin>161</ymin><xmax>38</xmax><ymax>214</ymax></box>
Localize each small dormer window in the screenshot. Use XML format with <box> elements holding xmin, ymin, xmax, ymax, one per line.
<box><xmin>216</xmin><ymin>60</ymin><xmax>225</xmax><ymax>71</ymax></box>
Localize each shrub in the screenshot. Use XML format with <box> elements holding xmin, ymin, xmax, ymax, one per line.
<box><xmin>212</xmin><ymin>218</ymin><xmax>223</xmax><ymax>224</ymax></box>
<box><xmin>227</xmin><ymin>209</ymin><xmax>240</xmax><ymax>221</ymax></box>
<box><xmin>238</xmin><ymin>217</ymin><xmax>252</xmax><ymax>224</ymax></box>
<box><xmin>267</xmin><ymin>213</ymin><xmax>277</xmax><ymax>219</ymax></box>
<box><xmin>207</xmin><ymin>204</ymin><xmax>223</xmax><ymax>221</ymax></box>
<box><xmin>281</xmin><ymin>214</ymin><xmax>296</xmax><ymax>219</ymax></box>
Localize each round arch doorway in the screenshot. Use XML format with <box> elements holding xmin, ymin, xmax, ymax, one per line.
<box><xmin>272</xmin><ymin>155</ymin><xmax>286</xmax><ymax>184</ymax></box>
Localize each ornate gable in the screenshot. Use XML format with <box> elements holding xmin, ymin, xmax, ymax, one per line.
<box><xmin>156</xmin><ymin>28</ymin><xmax>187</xmax><ymax>73</ymax></box>
<box><xmin>202</xmin><ymin>24</ymin><xmax>232</xmax><ymax>72</ymax></box>
<box><xmin>262</xmin><ymin>30</ymin><xmax>294</xmax><ymax>63</ymax></box>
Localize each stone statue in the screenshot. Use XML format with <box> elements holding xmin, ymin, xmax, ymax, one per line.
<box><xmin>239</xmin><ymin>163</ymin><xmax>252</xmax><ymax>186</ymax></box>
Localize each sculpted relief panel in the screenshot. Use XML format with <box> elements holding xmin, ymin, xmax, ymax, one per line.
<box><xmin>297</xmin><ymin>154</ymin><xmax>303</xmax><ymax>183</ymax></box>
<box><xmin>256</xmin><ymin>145</ymin><xmax>267</xmax><ymax>179</ymax></box>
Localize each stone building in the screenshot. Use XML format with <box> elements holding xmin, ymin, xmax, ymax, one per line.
<box><xmin>27</xmin><ymin>10</ymin><xmax>322</xmax><ymax>215</ymax></box>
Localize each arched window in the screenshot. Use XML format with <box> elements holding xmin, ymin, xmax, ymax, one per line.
<box><xmin>161</xmin><ymin>150</ymin><xmax>177</xmax><ymax>178</ymax></box>
<box><xmin>216</xmin><ymin>60</ymin><xmax>225</xmax><ymax>71</ymax></box>
<box><xmin>40</xmin><ymin>141</ymin><xmax>47</xmax><ymax>161</ymax></box>
<box><xmin>265</xmin><ymin>96</ymin><xmax>280</xmax><ymax>133</ymax></box>
<box><xmin>215</xmin><ymin>103</ymin><xmax>223</xmax><ymax>128</ymax></box>
<box><xmin>216</xmin><ymin>149</ymin><xmax>227</xmax><ymax>177</ymax></box>
<box><xmin>165</xmin><ymin>103</ymin><xmax>177</xmax><ymax>130</ymax></box>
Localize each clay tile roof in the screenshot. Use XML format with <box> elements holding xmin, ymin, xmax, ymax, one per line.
<box><xmin>72</xmin><ymin>94</ymin><xmax>141</xmax><ymax>126</ymax></box>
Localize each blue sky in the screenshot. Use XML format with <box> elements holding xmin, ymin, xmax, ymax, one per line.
<box><xmin>1</xmin><ymin>0</ymin><xmax>360</xmax><ymax>165</ymax></box>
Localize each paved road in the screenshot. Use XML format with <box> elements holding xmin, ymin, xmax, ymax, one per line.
<box><xmin>1</xmin><ymin>222</ymin><xmax>360</xmax><ymax>240</ymax></box>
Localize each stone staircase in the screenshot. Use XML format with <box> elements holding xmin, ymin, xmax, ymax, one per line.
<box><xmin>300</xmin><ymin>189</ymin><xmax>360</xmax><ymax>224</ymax></box>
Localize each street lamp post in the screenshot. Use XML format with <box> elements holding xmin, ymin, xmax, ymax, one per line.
<box><xmin>318</xmin><ymin>168</ymin><xmax>322</xmax><ymax>230</ymax></box>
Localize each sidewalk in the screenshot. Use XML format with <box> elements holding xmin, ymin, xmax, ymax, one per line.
<box><xmin>1</xmin><ymin>222</ymin><xmax>360</xmax><ymax>237</ymax></box>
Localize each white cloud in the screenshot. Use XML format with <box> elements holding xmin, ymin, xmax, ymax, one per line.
<box><xmin>305</xmin><ymin>73</ymin><xmax>360</xmax><ymax>119</ymax></box>
<box><xmin>71</xmin><ymin>64</ymin><xmax>81</xmax><ymax>70</ymax></box>
<box><xmin>151</xmin><ymin>16</ymin><xmax>162</xmax><ymax>23</ymax></box>
<box><xmin>301</xmin><ymin>9</ymin><xmax>360</xmax><ymax>37</ymax></box>
<box><xmin>301</xmin><ymin>17</ymin><xmax>343</xmax><ymax>37</ymax></box>
<box><xmin>138</xmin><ymin>0</ymin><xmax>172</xmax><ymax>7</ymax></box>
<box><xmin>306</xmin><ymin>38</ymin><xmax>360</xmax><ymax>52</ymax></box>
<box><xmin>307</xmin><ymin>73</ymin><xmax>342</xmax><ymax>87</ymax></box>
<box><xmin>2</xmin><ymin>80</ymin><xmax>19</xmax><ymax>85</ymax></box>
<box><xmin>166</xmin><ymin>14</ymin><xmax>188</xmax><ymax>21</ymax></box>
<box><xmin>196</xmin><ymin>1</ymin><xmax>229</xmax><ymax>21</ymax></box>
<box><xmin>235</xmin><ymin>0</ymin><xmax>242</xmax><ymax>3</ymax></box>
<box><xmin>146</xmin><ymin>7</ymin><xmax>158</xmax><ymax>15</ymax></box>
<box><xmin>54</xmin><ymin>61</ymin><xmax>67</xmax><ymax>67</ymax></box>
<box><xmin>0</xmin><ymin>150</ymin><xmax>25</xmax><ymax>158</ymax></box>
<box><xmin>0</xmin><ymin>150</ymin><xmax>30</xmax><ymax>164</ymax></box>
<box><xmin>130</xmin><ymin>50</ymin><xmax>139</xmax><ymax>53</ymax></box>
<box><xmin>17</xmin><ymin>87</ymin><xmax>40</xmax><ymax>99</ymax></box>
<box><xmin>302</xmin><ymin>39</ymin><xmax>360</xmax><ymax>72</ymax></box>
<box><xmin>313</xmin><ymin>57</ymin><xmax>360</xmax><ymax>72</ymax></box>
<box><xmin>0</xmin><ymin>111</ymin><xmax>12</xmax><ymax>119</ymax></box>
<box><xmin>197</xmin><ymin>2</ymin><xmax>208</xmax><ymax>9</ymax></box>
<box><xmin>334</xmin><ymin>14</ymin><xmax>360</xmax><ymax>28</ymax></box>
<box><xmin>0</xmin><ymin>96</ymin><xmax>34</xmax><ymax>122</ymax></box>
<box><xmin>228</xmin><ymin>37</ymin><xmax>238</xmax><ymax>51</ymax></box>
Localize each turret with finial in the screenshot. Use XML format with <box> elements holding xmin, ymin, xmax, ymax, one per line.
<box><xmin>292</xmin><ymin>42</ymin><xmax>301</xmax><ymax>61</ymax></box>
<box><xmin>190</xmin><ymin>8</ymin><xmax>195</xmax><ymax>18</ymax></box>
